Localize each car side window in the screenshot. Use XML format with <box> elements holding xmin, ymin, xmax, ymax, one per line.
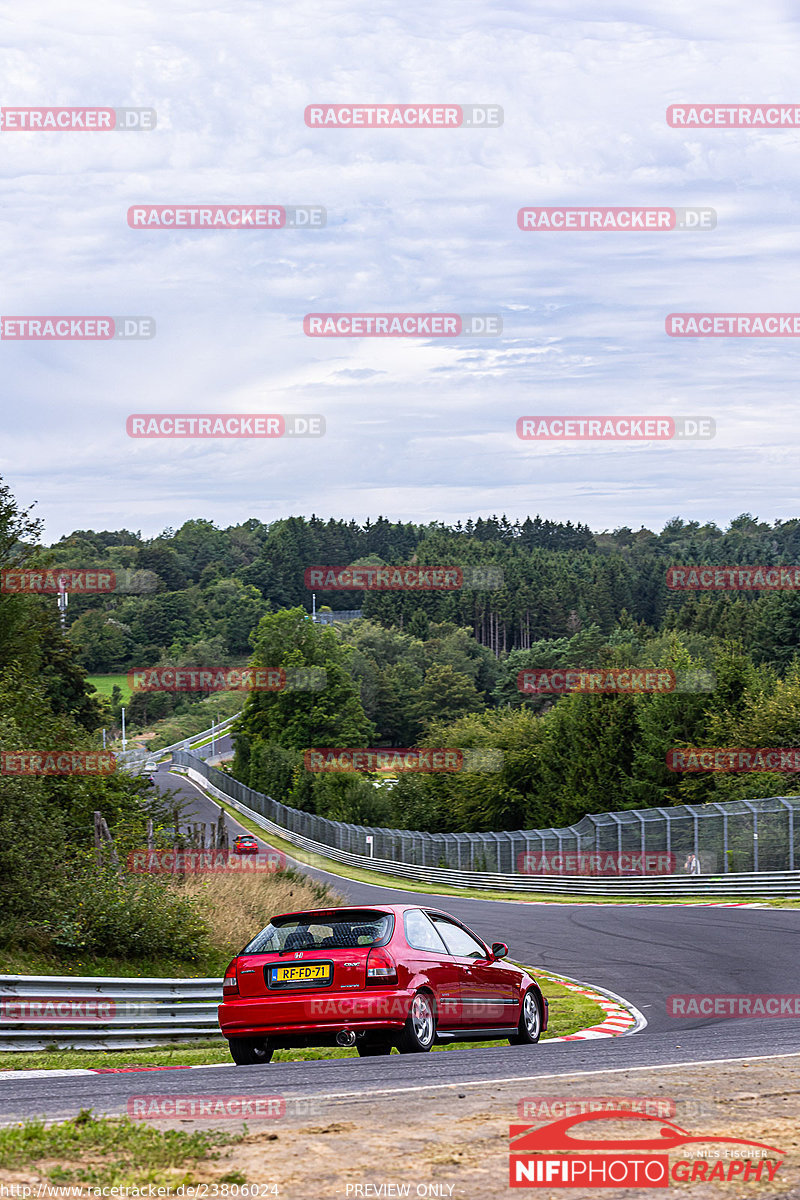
<box><xmin>430</xmin><ymin>917</ymin><xmax>488</xmax><ymax>959</ymax></box>
<box><xmin>404</xmin><ymin>909</ymin><xmax>448</xmax><ymax>952</ymax></box>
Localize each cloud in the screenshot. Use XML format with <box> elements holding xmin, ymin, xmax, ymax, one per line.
<box><xmin>2</xmin><ymin>0</ymin><xmax>800</xmax><ymax>537</ymax></box>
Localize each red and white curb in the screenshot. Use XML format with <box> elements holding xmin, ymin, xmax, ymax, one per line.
<box><xmin>0</xmin><ymin>971</ymin><xmax>645</xmax><ymax>1080</ymax></box>
<box><xmin>527</xmin><ymin>900</ymin><xmax>766</xmax><ymax>908</ymax></box>
<box><xmin>0</xmin><ymin>1062</ymin><xmax>224</xmax><ymax>1080</ymax></box>
<box><xmin>530</xmin><ymin>968</ymin><xmax>646</xmax><ymax>1042</ymax></box>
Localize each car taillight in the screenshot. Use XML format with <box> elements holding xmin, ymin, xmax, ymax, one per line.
<box><xmin>366</xmin><ymin>948</ymin><xmax>397</xmax><ymax>985</ymax></box>
<box><xmin>222</xmin><ymin>959</ymin><xmax>239</xmax><ymax>996</ymax></box>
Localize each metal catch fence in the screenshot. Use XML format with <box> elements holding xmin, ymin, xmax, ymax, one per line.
<box><xmin>173</xmin><ymin>753</ymin><xmax>800</xmax><ymax>891</ymax></box>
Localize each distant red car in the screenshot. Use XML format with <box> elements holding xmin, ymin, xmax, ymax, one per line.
<box><xmin>233</xmin><ymin>835</ymin><xmax>259</xmax><ymax>855</ymax></box>
<box><xmin>218</xmin><ymin>903</ymin><xmax>547</xmax><ymax>1064</ymax></box>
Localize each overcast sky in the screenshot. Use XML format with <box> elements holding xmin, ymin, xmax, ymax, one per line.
<box><xmin>2</xmin><ymin>0</ymin><xmax>800</xmax><ymax>542</ymax></box>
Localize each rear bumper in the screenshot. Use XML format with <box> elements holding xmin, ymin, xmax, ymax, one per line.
<box><xmin>219</xmin><ymin>988</ymin><xmax>415</xmax><ymax>1039</ymax></box>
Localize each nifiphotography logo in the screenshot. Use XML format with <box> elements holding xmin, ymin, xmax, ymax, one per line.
<box><xmin>509</xmin><ymin>1110</ymin><xmax>784</xmax><ymax>1187</ymax></box>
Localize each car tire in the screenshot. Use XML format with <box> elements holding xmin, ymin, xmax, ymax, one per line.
<box><xmin>396</xmin><ymin>991</ymin><xmax>436</xmax><ymax>1053</ymax></box>
<box><xmin>509</xmin><ymin>988</ymin><xmax>542</xmax><ymax>1045</ymax></box>
<box><xmin>228</xmin><ymin>1036</ymin><xmax>274</xmax><ymax>1065</ymax></box>
<box><xmin>357</xmin><ymin>1040</ymin><xmax>392</xmax><ymax>1056</ymax></box>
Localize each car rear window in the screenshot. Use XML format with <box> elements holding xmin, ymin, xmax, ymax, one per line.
<box><xmin>241</xmin><ymin>910</ymin><xmax>394</xmax><ymax>954</ymax></box>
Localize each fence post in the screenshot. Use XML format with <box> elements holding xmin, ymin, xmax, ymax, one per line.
<box><xmin>741</xmin><ymin>800</ymin><xmax>759</xmax><ymax>872</ymax></box>
<box><xmin>754</xmin><ymin>809</ymin><xmax>759</xmax><ymax>872</ymax></box>
<box><xmin>708</xmin><ymin>803</ymin><xmax>729</xmax><ymax>873</ymax></box>
<box><xmin>636</xmin><ymin>811</ymin><xmax>645</xmax><ymax>857</ymax></box>
<box><xmin>791</xmin><ymin>805</ymin><xmax>796</xmax><ymax>872</ymax></box>
<box><xmin>777</xmin><ymin>800</ymin><xmax>796</xmax><ymax>872</ymax></box>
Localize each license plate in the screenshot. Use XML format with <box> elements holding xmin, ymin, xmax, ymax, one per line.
<box><xmin>267</xmin><ymin>961</ymin><xmax>332</xmax><ymax>989</ymax></box>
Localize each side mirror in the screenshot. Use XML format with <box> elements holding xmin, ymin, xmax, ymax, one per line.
<box><xmin>491</xmin><ymin>941</ymin><xmax>509</xmax><ymax>960</ymax></box>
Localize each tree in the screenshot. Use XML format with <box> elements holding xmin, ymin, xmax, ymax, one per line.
<box><xmin>70</xmin><ymin>610</ymin><xmax>130</xmax><ymax>672</ymax></box>
<box><xmin>408</xmin><ymin>664</ymin><xmax>483</xmax><ymax>735</ymax></box>
<box><xmin>136</xmin><ymin>543</ymin><xmax>188</xmax><ymax>591</ymax></box>
<box><xmin>232</xmin><ymin>608</ymin><xmax>374</xmax><ymax>793</ymax></box>
<box><xmin>202</xmin><ymin>579</ymin><xmax>269</xmax><ymax>654</ymax></box>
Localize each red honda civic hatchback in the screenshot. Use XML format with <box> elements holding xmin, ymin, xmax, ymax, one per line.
<box><xmin>218</xmin><ymin>903</ymin><xmax>547</xmax><ymax>1064</ymax></box>
<box><xmin>232</xmin><ymin>834</ymin><xmax>259</xmax><ymax>855</ymax></box>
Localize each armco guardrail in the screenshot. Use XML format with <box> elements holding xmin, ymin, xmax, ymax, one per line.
<box><xmin>173</xmin><ymin>757</ymin><xmax>800</xmax><ymax>896</ymax></box>
<box><xmin>116</xmin><ymin>714</ymin><xmax>239</xmax><ymax>771</ymax></box>
<box><xmin>0</xmin><ymin>975</ymin><xmax>223</xmax><ymax>1051</ymax></box>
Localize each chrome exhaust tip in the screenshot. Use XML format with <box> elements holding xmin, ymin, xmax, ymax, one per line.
<box><xmin>336</xmin><ymin>1029</ymin><xmax>356</xmax><ymax>1047</ymax></box>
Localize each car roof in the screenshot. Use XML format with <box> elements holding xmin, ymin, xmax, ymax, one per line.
<box><xmin>269</xmin><ymin>902</ymin><xmax>451</xmax><ymax>922</ymax></box>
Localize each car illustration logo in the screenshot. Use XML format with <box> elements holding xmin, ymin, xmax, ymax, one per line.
<box><xmin>510</xmin><ymin>1110</ymin><xmax>784</xmax><ymax>1155</ymax></box>
<box><xmin>509</xmin><ymin>1111</ymin><xmax>785</xmax><ymax>1188</ymax></box>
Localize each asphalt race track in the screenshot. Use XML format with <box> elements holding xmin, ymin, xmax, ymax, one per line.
<box><xmin>2</xmin><ymin>765</ymin><xmax>799</xmax><ymax>1123</ymax></box>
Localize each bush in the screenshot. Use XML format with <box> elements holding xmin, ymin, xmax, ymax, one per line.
<box><xmin>42</xmin><ymin>867</ymin><xmax>210</xmax><ymax>962</ymax></box>
<box><xmin>177</xmin><ymin>867</ymin><xmax>343</xmax><ymax>957</ymax></box>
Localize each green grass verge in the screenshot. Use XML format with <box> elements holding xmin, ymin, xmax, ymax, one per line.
<box><xmin>0</xmin><ymin>976</ymin><xmax>603</xmax><ymax>1072</ymax></box>
<box><xmin>194</xmin><ymin>778</ymin><xmax>782</xmax><ymax>906</ymax></box>
<box><xmin>86</xmin><ymin>674</ymin><xmax>132</xmax><ymax>702</ymax></box>
<box><xmin>0</xmin><ymin>944</ymin><xmax>230</xmax><ymax>979</ymax></box>
<box><xmin>144</xmin><ymin>695</ymin><xmax>243</xmax><ymax>751</ymax></box>
<box><xmin>0</xmin><ymin>1109</ymin><xmax>241</xmax><ymax>1188</ymax></box>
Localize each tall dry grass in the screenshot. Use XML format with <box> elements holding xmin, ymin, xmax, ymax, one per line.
<box><xmin>173</xmin><ymin>868</ymin><xmax>345</xmax><ymax>958</ymax></box>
